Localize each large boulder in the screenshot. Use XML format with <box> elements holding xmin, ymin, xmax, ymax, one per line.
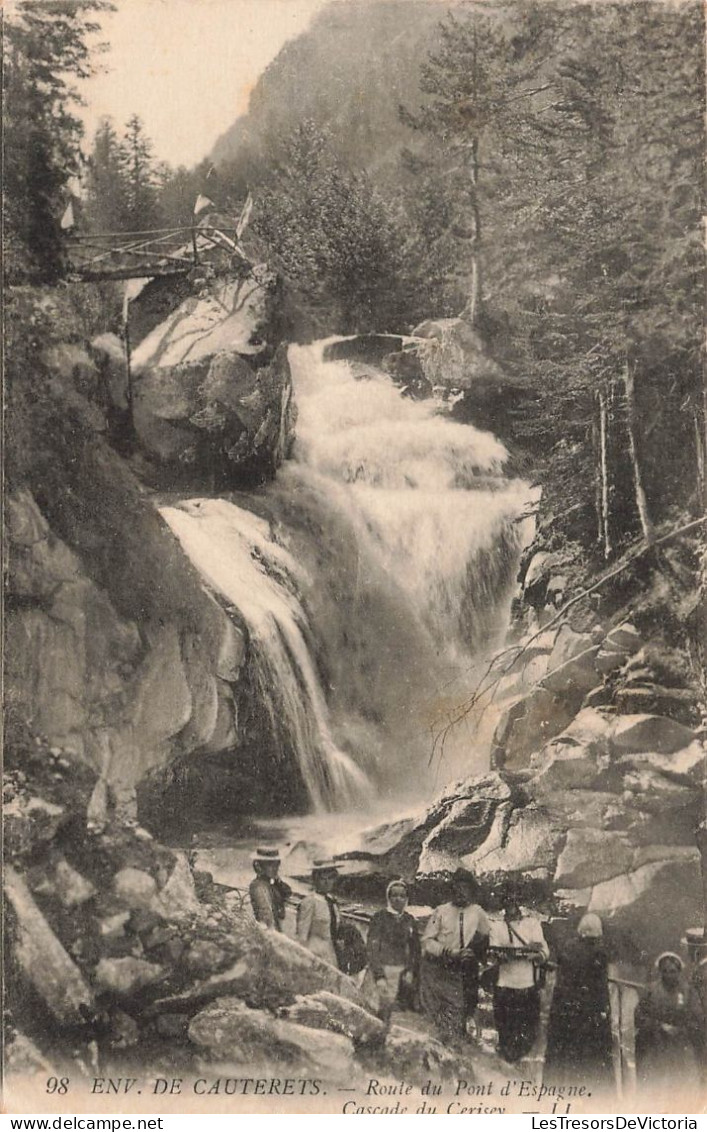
<box><xmin>610</xmin><ymin>714</ymin><xmax>697</xmax><ymax>756</ymax></box>
<box><xmin>5</xmin><ymin>866</ymin><xmax>94</xmax><ymax>1025</ymax></box>
<box><xmin>411</xmin><ymin>318</ymin><xmax>504</xmax><ymax>388</ymax></box>
<box><xmin>384</xmin><ymin>1023</ymin><xmax>476</xmax><ymax>1082</ymax></box>
<box><xmin>466</xmin><ymin>805</ymin><xmax>563</xmax><ymax>879</ymax></box>
<box><xmin>323</xmin><ymin>335</ymin><xmax>404</xmax><ymax>366</ymax></box>
<box><xmin>554</xmin><ymin>829</ymin><xmax>633</xmax><ymax>889</ymax></box>
<box><xmin>587</xmin><ymin>854</ymin><xmax>703</xmax><ymax>961</ymax></box>
<box><xmin>543</xmin><ymin>627</ymin><xmax>599</xmax><ymax>696</ymax></box>
<box><xmin>151</xmin><ymin>921</ymin><xmax>371</xmax><ymax>1015</ymax></box>
<box><xmin>418</xmin><ymin>775</ymin><xmax>513</xmax><ymax>873</ymax></box>
<box><xmin>188</xmin><ymin>997</ymin><xmax>355</xmax><ymax>1077</ymax></box>
<box><xmin>280</xmin><ymin>992</ymin><xmax>385</xmax><ymax>1045</ymax></box>
<box><xmin>131</xmin><ymin>271</ymin><xmax>294</xmax><ymax>485</ymax></box>
<box><xmin>491</xmin><ymin>687</ymin><xmax>577</xmax><ymax>771</ymax></box>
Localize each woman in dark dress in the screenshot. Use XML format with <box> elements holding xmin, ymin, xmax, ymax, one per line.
<box><xmin>543</xmin><ymin>913</ymin><xmax>614</xmax><ymax>1092</ymax></box>
<box><xmin>363</xmin><ymin>879</ymin><xmax>421</xmax><ymax>1024</ymax></box>
<box><xmin>635</xmin><ymin>952</ymin><xmax>703</xmax><ymax>1096</ymax></box>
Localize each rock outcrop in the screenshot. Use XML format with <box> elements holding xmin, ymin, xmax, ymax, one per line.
<box><xmin>125</xmin><ymin>268</ymin><xmax>295</xmax><ymax>486</ymax></box>
<box><xmin>347</xmin><ymin>538</ymin><xmax>705</xmax><ymax>963</ymax></box>
<box><xmin>5</xmin><ymin>488</ymin><xmax>245</xmax><ymax>820</ymax></box>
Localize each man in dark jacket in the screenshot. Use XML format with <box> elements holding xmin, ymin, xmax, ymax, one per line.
<box><xmin>249</xmin><ymin>847</ymin><xmax>292</xmax><ymax>931</ymax></box>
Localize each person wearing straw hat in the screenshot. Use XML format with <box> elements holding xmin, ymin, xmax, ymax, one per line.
<box><xmin>296</xmin><ymin>859</ymin><xmax>340</xmax><ymax>967</ymax></box>
<box><xmin>249</xmin><ymin>847</ymin><xmax>292</xmax><ymax>931</ymax></box>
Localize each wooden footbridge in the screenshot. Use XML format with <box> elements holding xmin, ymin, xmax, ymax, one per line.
<box><xmin>65</xmin><ymin>223</ymin><xmax>244</xmax><ymax>282</ymax></box>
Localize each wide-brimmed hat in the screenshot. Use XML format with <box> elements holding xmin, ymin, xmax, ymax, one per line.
<box><xmin>252</xmin><ymin>846</ymin><xmax>281</xmax><ymax>865</ymax></box>
<box><xmin>312</xmin><ymin>858</ymin><xmax>339</xmax><ymax>874</ymax></box>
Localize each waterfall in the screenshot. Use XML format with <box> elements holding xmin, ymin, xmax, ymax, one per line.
<box><xmin>162</xmin><ymin>341</ymin><xmax>531</xmax><ymax>813</ymax></box>
<box><xmin>161</xmin><ymin>499</ymin><xmax>370</xmax><ymax>812</ymax></box>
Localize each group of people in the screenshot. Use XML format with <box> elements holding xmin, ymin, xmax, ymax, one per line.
<box><xmin>249</xmin><ymin>850</ymin><xmax>706</xmax><ymax>1092</ymax></box>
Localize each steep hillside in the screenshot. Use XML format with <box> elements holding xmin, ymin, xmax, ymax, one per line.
<box><xmin>210</xmin><ymin>0</ymin><xmax>444</xmax><ymax>186</ymax></box>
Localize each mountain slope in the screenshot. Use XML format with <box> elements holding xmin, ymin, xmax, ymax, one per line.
<box><xmin>210</xmin><ymin>0</ymin><xmax>444</xmax><ymax>184</ymax></box>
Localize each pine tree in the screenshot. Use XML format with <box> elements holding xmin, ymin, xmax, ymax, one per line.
<box><xmin>4</xmin><ymin>0</ymin><xmax>114</xmax><ymax>281</ymax></box>
<box><xmin>403</xmin><ymin>0</ymin><xmax>704</xmax><ymax>543</ymax></box>
<box><xmin>254</xmin><ymin>120</ymin><xmax>408</xmax><ymax>333</ymax></box>
<box><xmin>84</xmin><ymin>116</ymin><xmax>128</xmax><ymax>232</ymax></box>
<box><xmin>119</xmin><ymin>114</ymin><xmax>161</xmax><ymax>231</ymax></box>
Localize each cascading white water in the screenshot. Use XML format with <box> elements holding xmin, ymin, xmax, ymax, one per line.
<box><xmin>162</xmin><ymin>341</ymin><xmax>531</xmax><ymax>813</ymax></box>
<box><xmin>161</xmin><ymin>499</ymin><xmax>370</xmax><ymax>811</ymax></box>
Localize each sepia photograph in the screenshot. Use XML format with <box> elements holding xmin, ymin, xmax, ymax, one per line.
<box><xmin>2</xmin><ymin>0</ymin><xmax>706</xmax><ymax>1117</ymax></box>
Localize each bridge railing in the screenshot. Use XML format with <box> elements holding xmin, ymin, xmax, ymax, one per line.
<box><xmin>66</xmin><ymin>225</ymin><xmax>243</xmax><ymax>280</ymax></box>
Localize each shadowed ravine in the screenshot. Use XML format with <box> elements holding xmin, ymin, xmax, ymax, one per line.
<box><xmin>162</xmin><ymin>342</ymin><xmax>532</xmax><ymax>814</ymax></box>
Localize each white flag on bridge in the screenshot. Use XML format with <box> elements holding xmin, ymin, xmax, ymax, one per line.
<box><xmin>60</xmin><ymin>201</ymin><xmax>75</xmax><ymax>230</ymax></box>
<box><xmin>236</xmin><ymin>192</ymin><xmax>253</xmax><ymax>240</ymax></box>
<box><xmin>193</xmin><ymin>193</ymin><xmax>215</xmax><ymax>216</ymax></box>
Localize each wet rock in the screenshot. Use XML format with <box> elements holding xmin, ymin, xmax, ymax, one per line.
<box><xmin>468</xmin><ymin>805</ymin><xmax>563</xmax><ymax>878</ymax></box>
<box><xmin>355</xmin><ymin>814</ymin><xmax>425</xmax><ymax>859</ymax></box>
<box><xmin>281</xmin><ymin>992</ymin><xmax>385</xmax><ymax>1045</ymax></box>
<box><xmin>324</xmin><ymin>335</ymin><xmax>404</xmax><ymax>366</ymax></box>
<box><xmin>5</xmin><ymin>866</ymin><xmax>93</xmax><ymax>1025</ymax></box>
<box><xmin>384</xmin><ymin>1023</ymin><xmax>475</xmax><ymax>1082</ymax></box>
<box><xmin>189</xmin><ymin>997</ymin><xmax>355</xmax><ymax>1076</ymax></box>
<box><xmin>543</xmin><ymin>628</ymin><xmax>598</xmax><ymax>695</ymax></box>
<box><xmin>588</xmin><ymin>855</ymin><xmax>702</xmax><ymax>960</ymax></box>
<box><xmin>113</xmin><ymin>867</ymin><xmax>158</xmax><ymax>910</ymax></box>
<box><xmin>156</xmin><ymin>1013</ymin><xmax>190</xmax><ymax>1039</ymax></box>
<box><xmin>182</xmin><ymin>940</ymin><xmax>230</xmax><ymax>976</ymax></box>
<box><xmin>4</xmin><ymin>1031</ymin><xmax>54</xmax><ymax>1076</ymax></box>
<box><xmin>491</xmin><ymin>687</ymin><xmax>576</xmax><ymax>771</ymax></box>
<box><xmin>94</xmin><ymin>957</ymin><xmax>165</xmax><ymax>996</ymax></box>
<box><xmin>53</xmin><ymin>858</ymin><xmax>97</xmax><ymax>908</ymax></box>
<box><xmin>5</xmin><ymin>794</ymin><xmax>66</xmax><ymax>857</ymax></box>
<box><xmin>611</xmin><ymin>714</ymin><xmax>697</xmax><ymax>755</ymax></box>
<box><xmin>152</xmin><ymin>852</ymin><xmax>199</xmax><ymax>917</ymax></box>
<box><xmin>412</xmin><ymin>317</ymin><xmax>504</xmax><ymax>389</ymax></box>
<box><xmin>554</xmin><ymin>829</ymin><xmax>633</xmax><ymax>889</ymax></box>
<box><xmin>418</xmin><ymin>776</ymin><xmax>512</xmax><ymax>872</ymax></box>
<box><xmin>614</xmin><ymin>686</ymin><xmax>699</xmax><ymax>727</ymax></box>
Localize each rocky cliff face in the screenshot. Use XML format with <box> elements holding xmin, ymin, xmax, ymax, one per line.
<box><xmin>6</xmin><ymin>261</ymin><xmax>295</xmax><ymax>825</ymax></box>
<box><xmin>343</xmin><ymin>526</ymin><xmax>706</xmax><ymax>962</ymax></box>
<box><xmin>5</xmin><ymin>487</ymin><xmax>244</xmax><ymax>825</ymax></box>
<box><xmin>94</xmin><ymin>263</ymin><xmax>296</xmax><ymax>488</ymax></box>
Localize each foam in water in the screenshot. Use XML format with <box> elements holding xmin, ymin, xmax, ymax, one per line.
<box><xmin>160</xmin><ymin>499</ymin><xmax>371</xmax><ymax>811</ymax></box>
<box><xmin>163</xmin><ymin>341</ymin><xmax>531</xmax><ymax>811</ymax></box>
<box><xmin>288</xmin><ymin>343</ymin><xmax>529</xmax><ymax>661</ymax></box>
